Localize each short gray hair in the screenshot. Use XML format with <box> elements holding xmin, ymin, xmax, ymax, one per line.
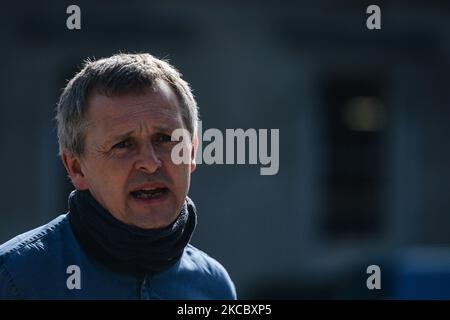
<box><xmin>56</xmin><ymin>53</ymin><xmax>199</xmax><ymax>156</ymax></box>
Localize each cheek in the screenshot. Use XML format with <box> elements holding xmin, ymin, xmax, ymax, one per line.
<box><xmin>165</xmin><ymin>162</ymin><xmax>191</xmax><ymax>190</ymax></box>
<box><xmin>86</xmin><ymin>156</ymin><xmax>134</xmax><ymax>187</ymax></box>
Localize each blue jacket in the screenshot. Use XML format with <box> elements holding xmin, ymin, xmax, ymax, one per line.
<box><xmin>0</xmin><ymin>215</ymin><xmax>236</xmax><ymax>299</ymax></box>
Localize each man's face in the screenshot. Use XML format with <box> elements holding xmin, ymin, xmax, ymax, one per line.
<box><xmin>62</xmin><ymin>80</ymin><xmax>197</xmax><ymax>229</ymax></box>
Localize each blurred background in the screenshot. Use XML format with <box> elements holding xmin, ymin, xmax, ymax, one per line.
<box><xmin>1</xmin><ymin>0</ymin><xmax>450</xmax><ymax>299</ymax></box>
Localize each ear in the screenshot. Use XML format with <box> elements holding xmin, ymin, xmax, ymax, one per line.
<box><xmin>61</xmin><ymin>152</ymin><xmax>89</xmax><ymax>190</ymax></box>
<box><xmin>190</xmin><ymin>131</ymin><xmax>199</xmax><ymax>173</ymax></box>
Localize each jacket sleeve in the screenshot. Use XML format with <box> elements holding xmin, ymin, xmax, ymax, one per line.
<box><xmin>0</xmin><ymin>265</ymin><xmax>20</xmax><ymax>299</ymax></box>
<box><xmin>215</xmin><ymin>263</ymin><xmax>237</xmax><ymax>300</ymax></box>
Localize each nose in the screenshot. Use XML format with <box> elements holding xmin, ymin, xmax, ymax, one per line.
<box><xmin>134</xmin><ymin>142</ymin><xmax>162</xmax><ymax>173</ymax></box>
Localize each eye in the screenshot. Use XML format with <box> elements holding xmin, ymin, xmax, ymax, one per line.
<box><xmin>154</xmin><ymin>134</ymin><xmax>173</xmax><ymax>143</ymax></box>
<box><xmin>112</xmin><ymin>139</ymin><xmax>132</xmax><ymax>149</ymax></box>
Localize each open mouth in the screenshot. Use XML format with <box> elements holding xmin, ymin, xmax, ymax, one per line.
<box><xmin>130</xmin><ymin>188</ymin><xmax>169</xmax><ymax>200</ymax></box>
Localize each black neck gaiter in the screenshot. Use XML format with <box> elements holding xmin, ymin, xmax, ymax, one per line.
<box><xmin>68</xmin><ymin>190</ymin><xmax>196</xmax><ymax>277</ymax></box>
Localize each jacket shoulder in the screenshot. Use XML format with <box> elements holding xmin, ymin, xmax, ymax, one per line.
<box><xmin>182</xmin><ymin>244</ymin><xmax>237</xmax><ymax>299</ymax></box>
<box><xmin>0</xmin><ymin>215</ymin><xmax>69</xmax><ymax>299</ymax></box>
<box><xmin>0</xmin><ymin>215</ymin><xmax>68</xmax><ymax>260</ymax></box>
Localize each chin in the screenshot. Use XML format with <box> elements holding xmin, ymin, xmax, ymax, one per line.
<box><xmin>129</xmin><ymin>209</ymin><xmax>179</xmax><ymax>229</ymax></box>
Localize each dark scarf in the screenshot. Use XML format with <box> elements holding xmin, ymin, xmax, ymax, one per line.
<box><xmin>68</xmin><ymin>189</ymin><xmax>196</xmax><ymax>276</ymax></box>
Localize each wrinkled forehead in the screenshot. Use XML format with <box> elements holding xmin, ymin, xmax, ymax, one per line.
<box><xmin>84</xmin><ymin>83</ymin><xmax>185</xmax><ymax>132</ymax></box>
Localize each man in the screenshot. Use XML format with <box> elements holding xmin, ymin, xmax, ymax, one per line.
<box><xmin>0</xmin><ymin>53</ymin><xmax>236</xmax><ymax>299</ymax></box>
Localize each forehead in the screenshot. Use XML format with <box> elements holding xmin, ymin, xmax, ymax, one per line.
<box><xmin>85</xmin><ymin>81</ymin><xmax>184</xmax><ymax>132</ymax></box>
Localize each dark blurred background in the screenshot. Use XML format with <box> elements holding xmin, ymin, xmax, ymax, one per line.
<box><xmin>1</xmin><ymin>0</ymin><xmax>450</xmax><ymax>299</ymax></box>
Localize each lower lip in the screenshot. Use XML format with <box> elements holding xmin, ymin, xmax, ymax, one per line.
<box><xmin>130</xmin><ymin>189</ymin><xmax>169</xmax><ymax>205</ymax></box>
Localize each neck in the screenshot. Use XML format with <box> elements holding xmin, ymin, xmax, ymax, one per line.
<box><xmin>68</xmin><ymin>189</ymin><xmax>196</xmax><ymax>276</ymax></box>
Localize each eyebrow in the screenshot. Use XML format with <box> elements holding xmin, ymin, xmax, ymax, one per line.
<box><xmin>105</xmin><ymin>124</ymin><xmax>182</xmax><ymax>144</ymax></box>
<box><xmin>105</xmin><ymin>130</ymin><xmax>134</xmax><ymax>145</ymax></box>
<box><xmin>154</xmin><ymin>124</ymin><xmax>178</xmax><ymax>133</ymax></box>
